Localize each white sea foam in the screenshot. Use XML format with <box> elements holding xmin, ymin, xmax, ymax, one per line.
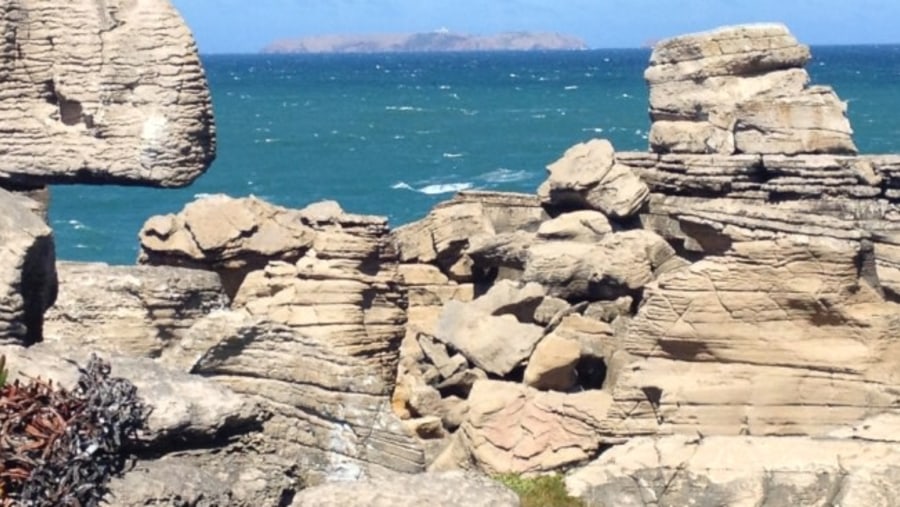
<box><xmin>564</xmin><ymin>85</ymin><xmax>579</xmax><ymax>90</ymax></box>
<box><xmin>392</xmin><ymin>181</ymin><xmax>472</xmax><ymax>195</ymax></box>
<box><xmin>439</xmin><ymin>85</ymin><xmax>452</xmax><ymax>90</ymax></box>
<box><xmin>582</xmin><ymin>127</ymin><xmax>604</xmax><ymax>133</ymax></box>
<box><xmin>385</xmin><ymin>105</ymin><xmax>423</xmax><ymax>112</ymax></box>
<box><xmin>443</xmin><ymin>152</ymin><xmax>465</xmax><ymax>159</ymax></box>
<box><xmin>418</xmin><ymin>183</ymin><xmax>472</xmax><ymax>194</ymax></box>
<box><xmin>480</xmin><ymin>168</ymin><xmax>530</xmax><ymax>184</ymax></box>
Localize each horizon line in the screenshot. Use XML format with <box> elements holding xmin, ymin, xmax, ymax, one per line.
<box><xmin>197</xmin><ymin>41</ymin><xmax>900</xmax><ymax>56</ymax></box>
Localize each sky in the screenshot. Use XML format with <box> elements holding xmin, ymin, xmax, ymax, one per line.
<box><xmin>171</xmin><ymin>0</ymin><xmax>900</xmax><ymax>54</ymax></box>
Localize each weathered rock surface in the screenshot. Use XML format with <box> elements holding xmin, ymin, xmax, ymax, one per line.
<box><xmin>538</xmin><ymin>139</ymin><xmax>649</xmax><ymax>217</ymax></box>
<box><xmin>458</xmin><ymin>380</ymin><xmax>613</xmax><ymax>475</ymax></box>
<box><xmin>435</xmin><ymin>281</ymin><xmax>546</xmax><ymax>376</ymax></box>
<box><xmin>392</xmin><ymin>191</ymin><xmax>548</xmax><ymax>276</ymax></box>
<box><xmin>522</xmin><ymin>333</ymin><xmax>581</xmax><ymax>391</ymax></box>
<box><xmin>290</xmin><ymin>471</ymin><xmax>520</xmax><ymax>507</ymax></box>
<box><xmin>606</xmin><ymin>236</ymin><xmax>900</xmax><ymax>438</ymax></box>
<box><xmin>0</xmin><ymin>0</ymin><xmax>215</xmax><ymax>187</ymax></box>
<box><xmin>138</xmin><ymin>195</ymin><xmax>318</xmax><ymax>294</ymax></box>
<box><xmin>0</xmin><ymin>342</ymin><xmax>265</xmax><ymax>447</ymax></box>
<box><xmin>143</xmin><ymin>198</ymin><xmax>426</xmax><ymax>484</ymax></box>
<box><xmin>646</xmin><ymin>24</ymin><xmax>855</xmax><ymax>155</ymax></box>
<box><xmin>568</xmin><ymin>436</ymin><xmax>900</xmax><ymax>507</ymax></box>
<box><xmin>44</xmin><ymin>261</ymin><xmax>227</xmax><ymax>358</ymax></box>
<box><xmin>0</xmin><ymin>188</ymin><xmax>57</xmax><ymax>346</ymax></box>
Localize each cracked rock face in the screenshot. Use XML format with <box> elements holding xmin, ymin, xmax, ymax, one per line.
<box><xmin>0</xmin><ymin>0</ymin><xmax>215</xmax><ymax>187</ymax></box>
<box><xmin>567</xmin><ymin>436</ymin><xmax>900</xmax><ymax>507</ymax></box>
<box><xmin>646</xmin><ymin>24</ymin><xmax>855</xmax><ymax>155</ymax></box>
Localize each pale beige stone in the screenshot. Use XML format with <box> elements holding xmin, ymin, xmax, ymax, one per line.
<box><xmin>523</xmin><ymin>334</ymin><xmax>581</xmax><ymax>391</ymax></box>
<box><xmin>0</xmin><ymin>0</ymin><xmax>215</xmax><ymax>187</ymax></box>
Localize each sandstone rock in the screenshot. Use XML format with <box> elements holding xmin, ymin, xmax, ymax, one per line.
<box><xmin>403</xmin><ymin>416</ymin><xmax>445</xmax><ymax>440</ymax></box>
<box><xmin>392</xmin><ymin>191</ymin><xmax>547</xmax><ymax>269</ymax></box>
<box><xmin>436</xmin><ymin>368</ymin><xmax>488</xmax><ymax>397</ymax></box>
<box><xmin>440</xmin><ymin>396</ymin><xmax>469</xmax><ymax>431</ymax></box>
<box><xmin>0</xmin><ymin>0</ymin><xmax>215</xmax><ymax>187</ymax></box>
<box><xmin>105</xmin><ymin>459</ymin><xmax>249</xmax><ymax>507</ymax></box>
<box><xmin>522</xmin><ymin>334</ymin><xmax>581</xmax><ymax>391</ymax></box>
<box><xmin>139</xmin><ymin>195</ymin><xmax>316</xmax><ymax>281</ymax></box>
<box><xmin>734</xmin><ymin>87</ymin><xmax>856</xmax><ymax>155</ymax></box>
<box><xmin>645</xmin><ymin>24</ymin><xmax>856</xmax><ymax>155</ymax></box>
<box><xmin>568</xmin><ymin>436</ymin><xmax>900</xmax><ymax>507</ymax></box>
<box><xmin>532</xmin><ymin>296</ymin><xmax>571</xmax><ymax>325</ymax></box>
<box><xmin>647</xmin><ymin>24</ymin><xmax>810</xmax><ymax>82</ymax></box>
<box><xmin>408</xmin><ymin>383</ymin><xmax>443</xmax><ymax>418</ymax></box>
<box><xmin>460</xmin><ymin>380</ymin><xmax>613</xmax><ymax>474</ymax></box>
<box><xmin>437</xmin><ymin>306</ymin><xmax>544</xmax><ymax>377</ymax></box>
<box><xmin>44</xmin><ymin>262</ymin><xmax>227</xmax><ymax>358</ymax></box>
<box><xmin>608</xmin><ymin>236</ymin><xmax>900</xmax><ymax>438</ymax></box>
<box><xmin>0</xmin><ymin>188</ymin><xmax>57</xmax><ymax>346</ymax></box>
<box><xmin>0</xmin><ymin>342</ymin><xmax>264</xmax><ymax>447</ymax></box>
<box><xmin>522</xmin><ymin>230</ymin><xmax>681</xmax><ymax>301</ymax></box>
<box><xmin>538</xmin><ymin>139</ymin><xmax>649</xmax><ymax>218</ymax></box>
<box><xmin>290</xmin><ymin>471</ymin><xmax>520</xmax><ymax>507</ymax></box>
<box><xmin>536</xmin><ymin>210</ymin><xmax>612</xmax><ymax>241</ymax></box>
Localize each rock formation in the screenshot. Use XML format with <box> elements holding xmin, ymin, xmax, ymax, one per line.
<box><xmin>0</xmin><ymin>188</ymin><xmax>57</xmax><ymax>346</ymax></box>
<box><xmin>0</xmin><ymin>0</ymin><xmax>215</xmax><ymax>188</ymax></box>
<box><xmin>10</xmin><ymin>13</ymin><xmax>900</xmax><ymax>506</ymax></box>
<box><xmin>385</xmin><ymin>23</ymin><xmax>900</xmax><ymax>506</ymax></box>
<box><xmin>646</xmin><ymin>24</ymin><xmax>855</xmax><ymax>155</ymax></box>
<box><xmin>138</xmin><ymin>196</ymin><xmax>425</xmax><ymax>489</ymax></box>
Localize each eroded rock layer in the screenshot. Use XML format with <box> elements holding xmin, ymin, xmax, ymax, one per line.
<box><xmin>0</xmin><ymin>0</ymin><xmax>215</xmax><ymax>187</ymax></box>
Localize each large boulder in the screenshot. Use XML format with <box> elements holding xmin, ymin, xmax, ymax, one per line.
<box><xmin>537</xmin><ymin>139</ymin><xmax>649</xmax><ymax>217</ymax></box>
<box><xmin>0</xmin><ymin>188</ymin><xmax>57</xmax><ymax>345</ymax></box>
<box><xmin>44</xmin><ymin>261</ymin><xmax>227</xmax><ymax>357</ymax></box>
<box><xmin>646</xmin><ymin>24</ymin><xmax>855</xmax><ymax>155</ymax></box>
<box><xmin>457</xmin><ymin>380</ymin><xmax>613</xmax><ymax>475</ymax></box>
<box><xmin>0</xmin><ymin>0</ymin><xmax>215</xmax><ymax>187</ymax></box>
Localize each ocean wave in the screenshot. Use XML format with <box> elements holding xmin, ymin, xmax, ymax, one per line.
<box><xmin>443</xmin><ymin>152</ymin><xmax>465</xmax><ymax>159</ymax></box>
<box><xmin>582</xmin><ymin>127</ymin><xmax>604</xmax><ymax>133</ymax></box>
<box><xmin>385</xmin><ymin>105</ymin><xmax>424</xmax><ymax>112</ymax></box>
<box><xmin>564</xmin><ymin>85</ymin><xmax>579</xmax><ymax>90</ymax></box>
<box><xmin>68</xmin><ymin>219</ymin><xmax>88</xmax><ymax>231</ymax></box>
<box><xmin>392</xmin><ymin>181</ymin><xmax>473</xmax><ymax>195</ymax></box>
<box><xmin>480</xmin><ymin>168</ymin><xmax>531</xmax><ymax>184</ymax></box>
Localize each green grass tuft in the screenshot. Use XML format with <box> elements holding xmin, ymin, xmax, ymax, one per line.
<box><xmin>495</xmin><ymin>473</ymin><xmax>585</xmax><ymax>507</ymax></box>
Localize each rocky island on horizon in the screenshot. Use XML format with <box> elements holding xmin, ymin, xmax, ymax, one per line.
<box><xmin>261</xmin><ymin>30</ymin><xmax>588</xmax><ymax>54</ymax></box>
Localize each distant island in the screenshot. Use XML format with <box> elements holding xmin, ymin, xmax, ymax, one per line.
<box><xmin>261</xmin><ymin>30</ymin><xmax>588</xmax><ymax>54</ymax></box>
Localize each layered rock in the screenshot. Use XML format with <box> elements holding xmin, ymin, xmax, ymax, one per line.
<box><xmin>568</xmin><ymin>436</ymin><xmax>900</xmax><ymax>507</ymax></box>
<box><xmin>0</xmin><ymin>0</ymin><xmax>215</xmax><ymax>187</ymax></box>
<box><xmin>140</xmin><ymin>196</ymin><xmax>425</xmax><ymax>484</ymax></box>
<box><xmin>0</xmin><ymin>188</ymin><xmax>57</xmax><ymax>346</ymax></box>
<box><xmin>44</xmin><ymin>262</ymin><xmax>227</xmax><ymax>358</ymax></box>
<box><xmin>646</xmin><ymin>24</ymin><xmax>855</xmax><ymax>155</ymax></box>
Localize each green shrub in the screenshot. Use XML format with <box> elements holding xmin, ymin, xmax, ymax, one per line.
<box><xmin>0</xmin><ymin>355</ymin><xmax>6</xmax><ymax>388</ymax></box>
<box><xmin>495</xmin><ymin>473</ymin><xmax>585</xmax><ymax>507</ymax></box>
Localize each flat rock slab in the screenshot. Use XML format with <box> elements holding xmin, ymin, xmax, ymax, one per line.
<box><xmin>0</xmin><ymin>0</ymin><xmax>215</xmax><ymax>187</ymax></box>
<box><xmin>290</xmin><ymin>471</ymin><xmax>520</xmax><ymax>507</ymax></box>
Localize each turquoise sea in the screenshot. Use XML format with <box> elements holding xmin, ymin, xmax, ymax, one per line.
<box><xmin>51</xmin><ymin>46</ymin><xmax>900</xmax><ymax>265</ymax></box>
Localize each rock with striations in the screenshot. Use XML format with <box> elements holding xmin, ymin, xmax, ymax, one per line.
<box><xmin>0</xmin><ymin>0</ymin><xmax>215</xmax><ymax>187</ymax></box>
<box><xmin>289</xmin><ymin>471</ymin><xmax>521</xmax><ymax>507</ymax></box>
<box><xmin>43</xmin><ymin>261</ymin><xmax>227</xmax><ymax>358</ymax></box>
<box><xmin>145</xmin><ymin>196</ymin><xmax>426</xmax><ymax>484</ymax></box>
<box><xmin>0</xmin><ymin>188</ymin><xmax>57</xmax><ymax>346</ymax></box>
<box><xmin>646</xmin><ymin>24</ymin><xmax>855</xmax><ymax>155</ymax></box>
<box><xmin>455</xmin><ymin>380</ymin><xmax>614</xmax><ymax>475</ymax></box>
<box><xmin>537</xmin><ymin>139</ymin><xmax>650</xmax><ymax>217</ymax></box>
<box><xmin>567</xmin><ymin>436</ymin><xmax>900</xmax><ymax>507</ymax></box>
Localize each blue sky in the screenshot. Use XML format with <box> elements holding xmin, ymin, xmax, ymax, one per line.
<box><xmin>172</xmin><ymin>0</ymin><xmax>900</xmax><ymax>54</ymax></box>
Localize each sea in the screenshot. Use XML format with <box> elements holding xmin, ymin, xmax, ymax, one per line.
<box><xmin>50</xmin><ymin>46</ymin><xmax>900</xmax><ymax>265</ymax></box>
